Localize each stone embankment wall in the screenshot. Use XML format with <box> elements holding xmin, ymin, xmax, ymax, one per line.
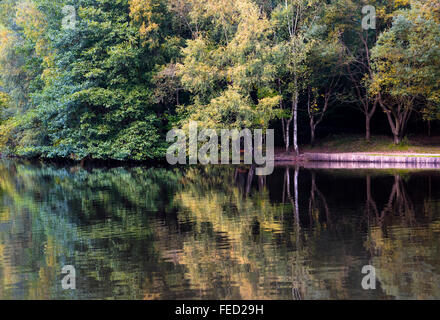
<box><xmin>304</xmin><ymin>153</ymin><xmax>440</xmax><ymax>164</ymax></box>
<box><xmin>274</xmin><ymin>153</ymin><xmax>440</xmax><ymax>169</ymax></box>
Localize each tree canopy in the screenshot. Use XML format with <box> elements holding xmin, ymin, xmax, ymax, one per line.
<box><xmin>0</xmin><ymin>0</ymin><xmax>439</xmax><ymax>161</ymax></box>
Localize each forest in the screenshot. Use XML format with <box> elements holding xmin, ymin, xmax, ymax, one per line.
<box><xmin>0</xmin><ymin>0</ymin><xmax>439</xmax><ymax>161</ymax></box>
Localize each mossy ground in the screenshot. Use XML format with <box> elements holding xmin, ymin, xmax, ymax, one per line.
<box><xmin>298</xmin><ymin>134</ymin><xmax>440</xmax><ymax>155</ymax></box>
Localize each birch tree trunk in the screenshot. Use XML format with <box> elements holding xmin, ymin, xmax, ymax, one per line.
<box><xmin>293</xmin><ymin>95</ymin><xmax>299</xmax><ymax>155</ymax></box>
<box><xmin>292</xmin><ymin>75</ymin><xmax>299</xmax><ymax>155</ymax></box>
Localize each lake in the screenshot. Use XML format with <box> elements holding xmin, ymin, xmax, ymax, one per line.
<box><xmin>0</xmin><ymin>160</ymin><xmax>439</xmax><ymax>300</ymax></box>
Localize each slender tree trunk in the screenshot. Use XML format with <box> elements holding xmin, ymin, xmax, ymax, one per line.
<box><xmin>293</xmin><ymin>93</ymin><xmax>299</xmax><ymax>156</ymax></box>
<box><xmin>365</xmin><ymin>116</ymin><xmax>371</xmax><ymax>142</ymax></box>
<box><xmin>378</xmin><ymin>177</ymin><xmax>398</xmax><ymax>227</ymax></box>
<box><xmin>285</xmin><ymin>118</ymin><xmax>292</xmax><ymax>153</ymax></box>
<box><xmin>309</xmin><ymin>171</ymin><xmax>316</xmax><ymax>226</ymax></box>
<box><xmin>365</xmin><ymin>174</ymin><xmax>379</xmax><ymax>220</ymax></box>
<box><xmin>294</xmin><ymin>166</ymin><xmax>299</xmax><ymax>224</ymax></box>
<box><xmin>286</xmin><ymin>166</ymin><xmax>300</xmax><ymax>226</ymax></box>
<box><xmin>283</xmin><ymin>167</ymin><xmax>287</xmax><ymax>204</ymax></box>
<box><xmin>366</xmin><ymin>174</ymin><xmax>371</xmax><ymax>219</ymax></box>
<box><xmin>310</xmin><ymin>125</ymin><xmax>315</xmax><ymax>147</ymax></box>
<box><xmin>365</xmin><ymin>99</ymin><xmax>378</xmax><ymax>142</ymax></box>
<box><xmin>392</xmin><ymin>118</ymin><xmax>403</xmax><ymax>144</ymax></box>
<box><xmin>307</xmin><ymin>87</ymin><xmax>315</xmax><ymax>147</ymax></box>
<box><xmin>382</xmin><ymin>103</ymin><xmax>403</xmax><ymax>145</ymax></box>
<box><xmin>246</xmin><ymin>166</ymin><xmax>255</xmax><ymax>197</ymax></box>
<box><xmin>280</xmin><ymin>85</ymin><xmax>290</xmax><ymax>153</ymax></box>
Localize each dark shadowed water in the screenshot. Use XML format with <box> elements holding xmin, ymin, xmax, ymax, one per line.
<box><xmin>0</xmin><ymin>160</ymin><xmax>439</xmax><ymax>300</ymax></box>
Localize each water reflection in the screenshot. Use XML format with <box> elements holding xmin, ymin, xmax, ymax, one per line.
<box><xmin>0</xmin><ymin>160</ymin><xmax>439</xmax><ymax>300</ymax></box>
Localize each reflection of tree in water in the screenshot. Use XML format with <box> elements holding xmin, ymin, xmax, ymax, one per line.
<box><xmin>0</xmin><ymin>161</ymin><xmax>183</xmax><ymax>299</ymax></box>
<box><xmin>362</xmin><ymin>172</ymin><xmax>440</xmax><ymax>299</ymax></box>
<box><xmin>168</xmin><ymin>166</ymin><xmax>376</xmax><ymax>300</ymax></box>
<box><xmin>1</xmin><ymin>162</ymin><xmax>440</xmax><ymax>300</ymax></box>
<box><xmin>168</xmin><ymin>166</ymin><xmax>289</xmax><ymax>299</ymax></box>
<box><xmin>308</xmin><ymin>171</ymin><xmax>331</xmax><ymax>229</ymax></box>
<box><xmin>365</xmin><ymin>173</ymin><xmax>416</xmax><ymax>228</ymax></box>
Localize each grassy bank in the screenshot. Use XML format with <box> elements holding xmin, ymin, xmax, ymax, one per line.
<box><xmin>299</xmin><ymin>135</ymin><xmax>440</xmax><ymax>155</ymax></box>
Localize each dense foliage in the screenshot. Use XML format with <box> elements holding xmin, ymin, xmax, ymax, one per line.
<box><xmin>0</xmin><ymin>0</ymin><xmax>439</xmax><ymax>161</ymax></box>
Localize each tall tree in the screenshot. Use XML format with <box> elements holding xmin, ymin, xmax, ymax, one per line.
<box><xmin>305</xmin><ymin>23</ymin><xmax>345</xmax><ymax>146</ymax></box>
<box><xmin>371</xmin><ymin>1</ymin><xmax>440</xmax><ymax>144</ymax></box>
<box><xmin>177</xmin><ymin>0</ymin><xmax>281</xmax><ymax>131</ymax></box>
<box><xmin>271</xmin><ymin>0</ymin><xmax>319</xmax><ymax>154</ymax></box>
<box><xmin>325</xmin><ymin>0</ymin><xmax>406</xmax><ymax>141</ymax></box>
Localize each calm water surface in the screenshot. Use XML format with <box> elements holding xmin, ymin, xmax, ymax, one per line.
<box><xmin>0</xmin><ymin>160</ymin><xmax>439</xmax><ymax>300</ymax></box>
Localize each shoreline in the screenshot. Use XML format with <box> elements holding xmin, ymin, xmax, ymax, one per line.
<box><xmin>4</xmin><ymin>149</ymin><xmax>440</xmax><ymax>169</ymax></box>
<box><xmin>275</xmin><ymin>151</ymin><xmax>440</xmax><ymax>167</ymax></box>
<box><xmin>304</xmin><ymin>152</ymin><xmax>440</xmax><ymax>164</ymax></box>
